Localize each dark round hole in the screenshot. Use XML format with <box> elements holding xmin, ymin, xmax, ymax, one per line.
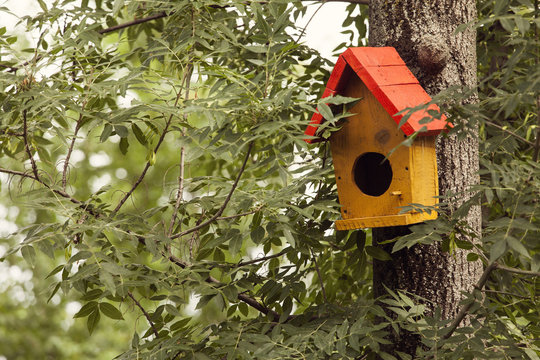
<box><xmin>353</xmin><ymin>152</ymin><xmax>393</xmax><ymax>196</ymax></box>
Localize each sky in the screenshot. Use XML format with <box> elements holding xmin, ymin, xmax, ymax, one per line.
<box><xmin>0</xmin><ymin>0</ymin><xmax>358</xmax><ymax>60</ymax></box>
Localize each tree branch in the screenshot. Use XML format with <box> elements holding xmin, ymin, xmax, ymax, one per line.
<box><xmin>216</xmin><ymin>206</ymin><xmax>262</xmax><ymax>221</ymax></box>
<box><xmin>484</xmin><ymin>120</ymin><xmax>535</xmax><ymax>147</ymax></box>
<box><xmin>495</xmin><ymin>263</ymin><xmax>540</xmax><ymax>277</ymax></box>
<box><xmin>310</xmin><ymin>247</ymin><xmax>328</xmax><ymax>303</ymax></box>
<box><xmin>168</xmin><ymin>254</ymin><xmax>281</xmax><ymax>322</ymax></box>
<box><xmin>441</xmin><ymin>261</ymin><xmax>498</xmax><ymax>341</ymax></box>
<box><xmin>483</xmin><ymin>289</ymin><xmax>534</xmax><ymax>300</ymax></box>
<box><xmin>98</xmin><ymin>12</ymin><xmax>168</xmax><ymax>34</ymax></box>
<box><xmin>127</xmin><ymin>291</ymin><xmax>160</xmax><ymax>338</ymax></box>
<box><xmin>63</xmin><ymin>100</ymin><xmax>87</xmax><ymax>191</ymax></box>
<box><xmin>235</xmin><ymin>247</ymin><xmax>290</xmax><ymax>267</ymax></box>
<box><xmin>171</xmin><ymin>142</ymin><xmax>254</xmax><ymax>240</ymax></box>
<box><xmin>0</xmin><ymin>167</ymin><xmax>100</xmax><ymax>216</ymax></box>
<box><xmin>22</xmin><ymin>109</ymin><xmax>40</xmax><ymax>181</ymax></box>
<box><xmin>441</xmin><ymin>260</ymin><xmax>539</xmax><ymax>342</ymax></box>
<box><xmin>97</xmin><ymin>0</ymin><xmax>369</xmax><ymax>36</ymax></box>
<box><xmin>169</xmin><ymin>14</ymin><xmax>195</xmax><ymax>236</ymax></box>
<box><xmin>112</xmin><ymin>89</ymin><xmax>185</xmax><ymax>216</ymax></box>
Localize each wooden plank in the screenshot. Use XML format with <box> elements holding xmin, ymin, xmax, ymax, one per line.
<box><xmin>326</xmin><ymin>55</ymin><xmax>348</xmax><ymax>90</ymax></box>
<box><xmin>358</xmin><ymin>65</ymin><xmax>419</xmax><ymax>88</ymax></box>
<box><xmin>375</xmin><ymin>84</ymin><xmax>448</xmax><ymax>134</ymax></box>
<box><xmin>331</xmin><ymin>76</ymin><xmax>413</xmax><ymax>220</ymax></box>
<box><xmin>305</xmin><ymin>47</ymin><xmax>448</xmax><ymax>142</ymax></box>
<box><xmin>335</xmin><ymin>211</ymin><xmax>437</xmax><ymax>230</ymax></box>
<box><xmin>347</xmin><ymin>47</ymin><xmax>404</xmax><ymax>67</ymax></box>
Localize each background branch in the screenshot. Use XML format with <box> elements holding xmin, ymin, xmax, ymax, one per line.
<box><xmin>112</xmin><ymin>90</ymin><xmax>185</xmax><ymax>216</ymax></box>
<box><xmin>97</xmin><ymin>0</ymin><xmax>369</xmax><ymax>36</ymax></box>
<box><xmin>167</xmin><ymin>254</ymin><xmax>281</xmax><ymax>322</ymax></box>
<box><xmin>22</xmin><ymin>109</ymin><xmax>40</xmax><ymax>181</ymax></box>
<box><xmin>127</xmin><ymin>291</ymin><xmax>159</xmax><ymax>338</ymax></box>
<box><xmin>441</xmin><ymin>262</ymin><xmax>498</xmax><ymax>341</ymax></box>
<box><xmin>62</xmin><ymin>100</ymin><xmax>87</xmax><ymax>191</ymax></box>
<box><xmin>171</xmin><ymin>142</ymin><xmax>254</xmax><ymax>240</ymax></box>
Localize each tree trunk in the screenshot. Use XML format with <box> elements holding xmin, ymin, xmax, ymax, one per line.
<box><xmin>368</xmin><ymin>0</ymin><xmax>483</xmax><ymax>355</ymax></box>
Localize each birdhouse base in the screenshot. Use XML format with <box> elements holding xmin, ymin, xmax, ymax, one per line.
<box><xmin>336</xmin><ymin>212</ymin><xmax>437</xmax><ymax>230</ymax></box>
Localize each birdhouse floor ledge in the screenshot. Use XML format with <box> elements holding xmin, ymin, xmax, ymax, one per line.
<box><xmin>335</xmin><ymin>212</ymin><xmax>437</xmax><ymax>230</ymax></box>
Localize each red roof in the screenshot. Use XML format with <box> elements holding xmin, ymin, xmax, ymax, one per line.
<box><xmin>304</xmin><ymin>47</ymin><xmax>449</xmax><ymax>143</ymax></box>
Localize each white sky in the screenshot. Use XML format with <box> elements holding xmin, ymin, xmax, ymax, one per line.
<box><xmin>0</xmin><ymin>0</ymin><xmax>358</xmax><ymax>60</ymax></box>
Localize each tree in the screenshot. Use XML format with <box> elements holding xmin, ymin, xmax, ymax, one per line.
<box><xmin>0</xmin><ymin>1</ymin><xmax>538</xmax><ymax>359</ymax></box>
<box><xmin>369</xmin><ymin>0</ymin><xmax>483</xmax><ymax>354</ymax></box>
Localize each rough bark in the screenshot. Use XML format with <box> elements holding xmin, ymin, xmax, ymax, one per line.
<box><xmin>368</xmin><ymin>0</ymin><xmax>483</xmax><ymax>355</ymax></box>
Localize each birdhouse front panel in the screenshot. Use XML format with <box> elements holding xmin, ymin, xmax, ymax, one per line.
<box><xmin>331</xmin><ymin>76</ymin><xmax>438</xmax><ymax>229</ymax></box>
<box><xmin>304</xmin><ymin>47</ymin><xmax>448</xmax><ymax>230</ymax></box>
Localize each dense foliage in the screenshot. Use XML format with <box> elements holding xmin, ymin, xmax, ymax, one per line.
<box><xmin>0</xmin><ymin>0</ymin><xmax>538</xmax><ymax>359</ymax></box>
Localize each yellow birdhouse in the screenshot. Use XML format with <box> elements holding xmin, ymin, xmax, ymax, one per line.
<box><xmin>304</xmin><ymin>47</ymin><xmax>450</xmax><ymax>230</ymax></box>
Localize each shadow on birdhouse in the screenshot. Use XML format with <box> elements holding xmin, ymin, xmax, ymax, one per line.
<box><xmin>305</xmin><ymin>47</ymin><xmax>450</xmax><ymax>230</ymax></box>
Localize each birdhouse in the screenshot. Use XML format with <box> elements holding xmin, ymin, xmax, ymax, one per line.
<box><xmin>305</xmin><ymin>47</ymin><xmax>449</xmax><ymax>230</ymax></box>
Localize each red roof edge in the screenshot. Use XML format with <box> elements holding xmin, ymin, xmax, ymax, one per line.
<box><xmin>304</xmin><ymin>47</ymin><xmax>451</xmax><ymax>143</ymax></box>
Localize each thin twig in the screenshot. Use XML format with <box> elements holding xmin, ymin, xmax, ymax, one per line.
<box><xmin>127</xmin><ymin>291</ymin><xmax>160</xmax><ymax>338</ymax></box>
<box><xmin>235</xmin><ymin>247</ymin><xmax>290</xmax><ymax>267</ymax></box>
<box><xmin>63</xmin><ymin>100</ymin><xmax>87</xmax><ymax>191</ymax></box>
<box><xmin>484</xmin><ymin>120</ymin><xmax>535</xmax><ymax>147</ymax></box>
<box><xmin>483</xmin><ymin>289</ymin><xmax>535</xmax><ymax>300</ymax></box>
<box><xmin>96</xmin><ymin>0</ymin><xmax>369</xmax><ymax>36</ymax></box>
<box><xmin>169</xmin><ymin>145</ymin><xmax>186</xmax><ymax>235</ymax></box>
<box><xmin>0</xmin><ymin>167</ymin><xmax>100</xmax><ymax>215</ymax></box>
<box><xmin>533</xmin><ymin>0</ymin><xmax>539</xmax><ymax>161</ymax></box>
<box><xmin>440</xmin><ymin>260</ymin><xmax>539</xmax><ymax>342</ymax></box>
<box><xmin>112</xmin><ymin>91</ymin><xmax>185</xmax><ymax>216</ymax></box>
<box><xmin>169</xmin><ymin>12</ymin><xmax>195</xmax><ymax>236</ymax></box>
<box><xmin>98</xmin><ymin>12</ymin><xmax>167</xmax><ymax>34</ymax></box>
<box><xmin>22</xmin><ymin>109</ymin><xmax>40</xmax><ymax>181</ymax></box>
<box><xmin>0</xmin><ymin>129</ymin><xmax>24</xmax><ymax>137</ymax></box>
<box><xmin>533</xmin><ymin>96</ymin><xmax>540</xmax><ymax>161</ymax></box>
<box><xmin>441</xmin><ymin>262</ymin><xmax>498</xmax><ymax>341</ymax></box>
<box><xmin>216</xmin><ymin>206</ymin><xmax>262</xmax><ymax>221</ymax></box>
<box><xmin>310</xmin><ymin>247</ymin><xmax>328</xmax><ymax>303</ymax></box>
<box><xmin>170</xmin><ymin>142</ymin><xmax>254</xmax><ymax>240</ymax></box>
<box><xmin>167</xmin><ymin>253</ymin><xmax>281</xmax><ymax>322</ymax></box>
<box><xmin>495</xmin><ymin>263</ymin><xmax>540</xmax><ymax>277</ymax></box>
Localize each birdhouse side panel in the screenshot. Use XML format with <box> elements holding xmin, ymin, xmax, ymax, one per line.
<box><xmin>330</xmin><ymin>76</ymin><xmax>413</xmax><ymax>221</ymax></box>
<box><xmin>409</xmin><ymin>137</ymin><xmax>439</xmax><ymax>216</ymax></box>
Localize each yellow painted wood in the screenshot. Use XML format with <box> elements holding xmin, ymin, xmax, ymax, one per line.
<box><xmin>329</xmin><ymin>75</ymin><xmax>439</xmax><ymax>228</ymax></box>
<box><xmin>336</xmin><ymin>211</ymin><xmax>438</xmax><ymax>230</ymax></box>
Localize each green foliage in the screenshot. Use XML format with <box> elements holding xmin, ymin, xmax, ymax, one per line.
<box><xmin>0</xmin><ymin>0</ymin><xmax>538</xmax><ymax>359</ymax></box>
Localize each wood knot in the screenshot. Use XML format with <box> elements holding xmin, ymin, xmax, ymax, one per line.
<box><xmin>416</xmin><ymin>35</ymin><xmax>450</xmax><ymax>75</ymax></box>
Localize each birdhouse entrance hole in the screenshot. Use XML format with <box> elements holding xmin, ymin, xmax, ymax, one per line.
<box><xmin>353</xmin><ymin>152</ymin><xmax>393</xmax><ymax>196</ymax></box>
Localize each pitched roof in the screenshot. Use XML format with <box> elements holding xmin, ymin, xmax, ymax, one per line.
<box><xmin>304</xmin><ymin>47</ymin><xmax>449</xmax><ymax>143</ymax></box>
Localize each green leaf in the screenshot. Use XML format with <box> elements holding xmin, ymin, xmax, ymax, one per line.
<box><xmin>132</xmin><ymin>123</ymin><xmax>147</xmax><ymax>145</ymax></box>
<box><xmin>506</xmin><ymin>236</ymin><xmax>530</xmax><ymax>259</ymax></box>
<box><xmin>99</xmin><ymin>269</ymin><xmax>116</xmax><ymax>295</ymax></box>
<box><xmin>37</xmin><ymin>0</ymin><xmax>47</xmax><ymax>11</ymax></box>
<box><xmin>74</xmin><ymin>301</ymin><xmax>98</xmax><ymax>318</ymax></box>
<box><xmin>21</xmin><ymin>245</ymin><xmax>36</xmax><ymax>267</ymax></box>
<box><xmin>250</xmin><ymin>226</ymin><xmax>265</xmax><ymax>243</ymax></box>
<box><xmin>317</xmin><ymin>103</ymin><xmax>333</xmax><ymax>121</ymax></box>
<box><xmin>466</xmin><ymin>253</ymin><xmax>479</xmax><ymax>262</ymax></box>
<box><xmin>114</xmin><ymin>125</ymin><xmax>128</xmax><ymax>138</ymax></box>
<box><xmin>99</xmin><ymin>302</ymin><xmax>124</xmax><ymax>320</ymax></box>
<box><xmin>490</xmin><ymin>238</ymin><xmax>507</xmax><ymax>262</ymax></box>
<box><xmin>365</xmin><ymin>246</ymin><xmax>392</xmax><ymax>261</ymax></box>
<box><xmin>100</xmin><ymin>124</ymin><xmax>113</xmax><ymax>142</ymax></box>
<box><xmin>45</xmin><ymin>265</ymin><xmax>64</xmax><ymax>279</ymax></box>
<box><xmin>87</xmin><ymin>309</ymin><xmax>100</xmax><ymax>334</ymax></box>
<box><xmin>283</xmin><ymin>229</ymin><xmax>296</xmax><ymax>247</ymax></box>
<box><xmin>119</xmin><ymin>137</ymin><xmax>129</xmax><ymax>155</ymax></box>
